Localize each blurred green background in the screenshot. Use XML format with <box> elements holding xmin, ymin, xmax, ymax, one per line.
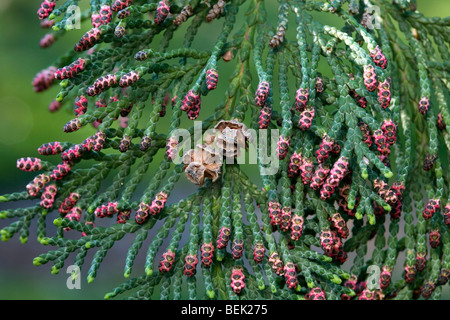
<box><xmin>0</xmin><ymin>0</ymin><xmax>449</xmax><ymax>299</ymax></box>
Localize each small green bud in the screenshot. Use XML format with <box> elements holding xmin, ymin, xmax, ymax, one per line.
<box><xmin>53</xmin><ymin>218</ymin><xmax>63</xmax><ymax>226</ymax></box>
<box><xmin>20</xmin><ymin>236</ymin><xmax>28</xmax><ymax>244</ymax></box>
<box><xmin>1</xmin><ymin>230</ymin><xmax>11</xmax><ymax>241</ymax></box>
<box><xmin>33</xmin><ymin>257</ymin><xmax>42</xmax><ymax>266</ymax></box>
<box><xmin>347</xmin><ymin>289</ymin><xmax>356</xmax><ymax>297</ymax></box>
<box><xmin>87</xmin><ymin>275</ymin><xmax>94</xmax><ymax>284</ymax></box>
<box><xmin>361</xmin><ymin>169</ymin><xmax>369</xmax><ymax>180</ymax></box>
<box><xmin>0</xmin><ymin>196</ymin><xmax>8</xmax><ymax>202</ymax></box>
<box><xmin>383</xmin><ymin>170</ymin><xmax>393</xmax><ymax>179</ymax></box>
<box><xmin>52</xmin><ymin>25</ymin><xmax>61</xmax><ymax>31</ymax></box>
<box><xmin>145</xmin><ymin>267</ymin><xmax>153</xmax><ymax>276</ymax></box>
<box><xmin>207</xmin><ymin>290</ymin><xmax>215</xmax><ymax>299</ymax></box>
<box><xmin>270</xmin><ymin>285</ymin><xmax>277</xmax><ymax>293</ymax></box>
<box><xmin>72</xmin><ymin>271</ymin><xmax>80</xmax><ymax>282</ymax></box>
<box><xmin>104</xmin><ymin>293</ymin><xmax>113</xmax><ymax>300</ymax></box>
<box><xmin>331</xmin><ymin>275</ymin><xmax>342</xmax><ymax>284</ymax></box>
<box><xmin>51</xmin><ymin>266</ymin><xmax>60</xmax><ymax>275</ymax></box>
<box><xmin>60</xmin><ymin>80</ymin><xmax>69</xmax><ymax>88</ymax></box>
<box><xmin>56</xmin><ymin>93</ymin><xmax>64</xmax><ymax>102</ymax></box>
<box><xmin>347</xmin><ymin>201</ymin><xmax>355</xmax><ymax>210</ymax></box>
<box><xmin>40</xmin><ymin>237</ymin><xmax>50</xmax><ymax>245</ymax></box>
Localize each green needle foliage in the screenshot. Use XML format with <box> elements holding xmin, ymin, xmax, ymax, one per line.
<box><xmin>1</xmin><ymin>0</ymin><xmax>449</xmax><ymax>300</ymax></box>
